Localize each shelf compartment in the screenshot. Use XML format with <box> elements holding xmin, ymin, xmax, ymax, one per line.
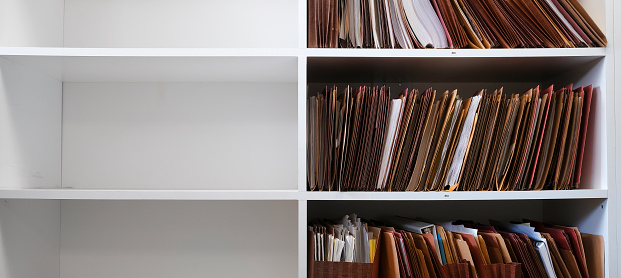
<box><xmin>0</xmin><ymin>199</ymin><xmax>298</xmax><ymax>278</ymax></box>
<box><xmin>306</xmin><ymin>198</ymin><xmax>610</xmax><ymax>273</ymax></box>
<box><xmin>0</xmin><ymin>52</ymin><xmax>298</xmax><ymax>191</ymax></box>
<box><xmin>307</xmin><ymin>198</ymin><xmax>608</xmax><ymax>240</ymax></box>
<box><xmin>307</xmin><ymin>55</ymin><xmax>608</xmax><ymax>192</ymax></box>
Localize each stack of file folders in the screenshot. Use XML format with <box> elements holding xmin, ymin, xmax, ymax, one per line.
<box><xmin>307</xmin><ymin>85</ymin><xmax>592</xmax><ymax>191</ymax></box>
<box><xmin>308</xmin><ymin>214</ymin><xmax>604</xmax><ymax>278</ymax></box>
<box><xmin>307</xmin><ymin>0</ymin><xmax>606</xmax><ymax>48</ymax></box>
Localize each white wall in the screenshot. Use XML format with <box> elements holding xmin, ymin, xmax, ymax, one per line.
<box><xmin>60</xmin><ymin>200</ymin><xmax>297</xmax><ymax>278</ymax></box>
<box><xmin>63</xmin><ymin>0</ymin><xmax>298</xmax><ymax>48</ymax></box>
<box><xmin>62</xmin><ymin>82</ymin><xmax>297</xmax><ymax>189</ymax></box>
<box><xmin>0</xmin><ymin>199</ymin><xmax>60</xmax><ymax>278</ymax></box>
<box><xmin>0</xmin><ymin>0</ymin><xmax>64</xmax><ymax>46</ymax></box>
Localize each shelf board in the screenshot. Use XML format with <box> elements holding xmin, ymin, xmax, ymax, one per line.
<box><xmin>1</xmin><ymin>47</ymin><xmax>605</xmax><ymax>58</ymax></box>
<box><xmin>305</xmin><ymin>47</ymin><xmax>607</xmax><ymax>58</ymax></box>
<box><xmin>0</xmin><ymin>188</ymin><xmax>607</xmax><ymax>201</ymax></box>
<box><xmin>0</xmin><ymin>47</ymin><xmax>300</xmax><ymax>57</ymax></box>
<box><xmin>0</xmin><ymin>47</ymin><xmax>299</xmax><ymax>83</ymax></box>
<box><xmin>1</xmin><ymin>47</ymin><xmax>606</xmax><ymax>83</ymax></box>
<box><xmin>303</xmin><ymin>189</ymin><xmax>608</xmax><ymax>201</ymax></box>
<box><xmin>0</xmin><ymin>189</ymin><xmax>300</xmax><ymax>200</ymax></box>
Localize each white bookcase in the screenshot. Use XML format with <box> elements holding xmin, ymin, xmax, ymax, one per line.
<box><xmin>0</xmin><ymin>0</ymin><xmax>616</xmax><ymax>277</ymax></box>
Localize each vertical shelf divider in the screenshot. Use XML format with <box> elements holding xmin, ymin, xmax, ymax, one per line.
<box><xmin>297</xmin><ymin>0</ymin><xmax>309</xmax><ymax>268</ymax></box>
<box><xmin>298</xmin><ymin>199</ymin><xmax>308</xmax><ymax>278</ymax></box>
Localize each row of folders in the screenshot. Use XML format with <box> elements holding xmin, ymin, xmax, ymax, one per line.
<box><xmin>306</xmin><ymin>84</ymin><xmax>592</xmax><ymax>191</ymax></box>
<box><xmin>308</xmin><ymin>214</ymin><xmax>604</xmax><ymax>278</ymax></box>
<box><xmin>307</xmin><ymin>0</ymin><xmax>606</xmax><ymax>48</ymax></box>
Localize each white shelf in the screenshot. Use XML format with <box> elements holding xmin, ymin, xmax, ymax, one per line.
<box><xmin>0</xmin><ymin>47</ymin><xmax>605</xmax><ymax>83</ymax></box>
<box><xmin>0</xmin><ymin>46</ymin><xmax>605</xmax><ymax>58</ymax></box>
<box><xmin>0</xmin><ymin>47</ymin><xmax>301</xmax><ymax>57</ymax></box>
<box><xmin>0</xmin><ymin>48</ymin><xmax>299</xmax><ymax>83</ymax></box>
<box><xmin>306</xmin><ymin>47</ymin><xmax>607</xmax><ymax>58</ymax></box>
<box><xmin>0</xmin><ymin>189</ymin><xmax>301</xmax><ymax>200</ymax></box>
<box><xmin>303</xmin><ymin>190</ymin><xmax>608</xmax><ymax>201</ymax></box>
<box><xmin>0</xmin><ymin>188</ymin><xmax>607</xmax><ymax>201</ymax></box>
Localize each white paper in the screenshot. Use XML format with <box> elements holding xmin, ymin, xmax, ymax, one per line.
<box><xmin>446</xmin><ymin>95</ymin><xmax>481</xmax><ymax>187</ymax></box>
<box><xmin>490</xmin><ymin>220</ymin><xmax>557</xmax><ymax>278</ymax></box>
<box><xmin>384</xmin><ymin>216</ymin><xmax>441</xmax><ymax>259</ymax></box>
<box><xmin>432</xmin><ymin>99</ymin><xmax>462</xmax><ymax>187</ymax></box>
<box><xmin>377</xmin><ymin>99</ymin><xmax>405</xmax><ymax>189</ymax></box>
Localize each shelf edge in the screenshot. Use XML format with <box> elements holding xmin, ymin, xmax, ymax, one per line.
<box><xmin>0</xmin><ymin>189</ymin><xmax>301</xmax><ymax>200</ymax></box>
<box><xmin>305</xmin><ymin>48</ymin><xmax>607</xmax><ymax>58</ymax></box>
<box><xmin>0</xmin><ymin>47</ymin><xmax>301</xmax><ymax>57</ymax></box>
<box><xmin>302</xmin><ymin>189</ymin><xmax>608</xmax><ymax>201</ymax></box>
